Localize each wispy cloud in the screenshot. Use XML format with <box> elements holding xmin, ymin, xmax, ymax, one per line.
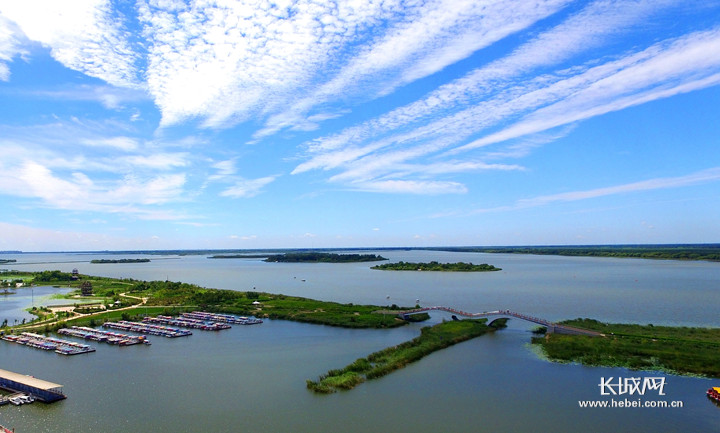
<box><xmin>297</xmin><ymin>0</ymin><xmax>680</xmax><ymax>157</ymax></box>
<box><xmin>350</xmin><ymin>180</ymin><xmax>468</xmax><ymax>195</ymax></box>
<box><xmin>291</xmin><ymin>18</ymin><xmax>720</xmax><ymax>194</ymax></box>
<box><xmin>0</xmin><ymin>14</ymin><xmax>27</xmax><ymax>81</ymax></box>
<box><xmin>454</xmin><ymin>27</ymin><xmax>720</xmax><ymax>152</ymax></box>
<box><xmin>220</xmin><ymin>176</ymin><xmax>278</xmax><ymax>199</ymax></box>
<box><xmin>470</xmin><ymin>167</ymin><xmax>720</xmax><ymax>214</ymax></box>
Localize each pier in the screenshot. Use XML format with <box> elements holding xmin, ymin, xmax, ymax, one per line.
<box><xmin>182</xmin><ymin>311</ymin><xmax>263</xmax><ymax>325</ymax></box>
<box><xmin>103</xmin><ymin>320</ymin><xmax>192</xmax><ymax>338</ymax></box>
<box><xmin>143</xmin><ymin>315</ymin><xmax>231</xmax><ymax>331</ymax></box>
<box><xmin>58</xmin><ymin>326</ymin><xmax>150</xmax><ymax>346</ymax></box>
<box><xmin>0</xmin><ymin>368</ymin><xmax>66</xmax><ymax>403</ymax></box>
<box><xmin>2</xmin><ymin>332</ymin><xmax>96</xmax><ymax>355</ymax></box>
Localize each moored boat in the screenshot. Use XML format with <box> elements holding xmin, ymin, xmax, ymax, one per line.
<box><xmin>707</xmin><ymin>387</ymin><xmax>720</xmax><ymax>403</ymax></box>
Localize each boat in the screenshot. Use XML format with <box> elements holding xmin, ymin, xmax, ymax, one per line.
<box><xmin>707</xmin><ymin>387</ymin><xmax>720</xmax><ymax>403</ymax></box>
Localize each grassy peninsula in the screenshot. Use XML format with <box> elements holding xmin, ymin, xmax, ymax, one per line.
<box><xmin>307</xmin><ymin>318</ymin><xmax>507</xmax><ymax>393</ymax></box>
<box><xmin>372</xmin><ymin>260</ymin><xmax>500</xmax><ymax>272</ymax></box>
<box><xmin>534</xmin><ymin>318</ymin><xmax>720</xmax><ymax>377</ymax></box>
<box><xmin>264</xmin><ymin>252</ymin><xmax>387</xmax><ymax>263</ymax></box>
<box><xmin>0</xmin><ymin>270</ymin><xmax>418</xmax><ymax>332</ymax></box>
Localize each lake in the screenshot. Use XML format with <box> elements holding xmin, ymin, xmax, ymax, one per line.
<box><xmin>1</xmin><ymin>250</ymin><xmax>719</xmax><ymax>432</ymax></box>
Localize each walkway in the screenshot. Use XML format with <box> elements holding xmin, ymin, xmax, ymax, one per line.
<box><xmin>375</xmin><ymin>306</ymin><xmax>604</xmax><ymax>336</ymax></box>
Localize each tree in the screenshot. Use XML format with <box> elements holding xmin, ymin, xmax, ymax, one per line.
<box><xmin>80</xmin><ymin>281</ymin><xmax>93</xmax><ymax>296</ymax></box>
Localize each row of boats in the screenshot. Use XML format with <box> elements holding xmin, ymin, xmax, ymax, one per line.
<box><xmin>1</xmin><ymin>332</ymin><xmax>95</xmax><ymax>355</ymax></box>
<box><xmin>1</xmin><ymin>312</ymin><xmax>263</xmax><ymax>355</ymax></box>
<box><xmin>103</xmin><ymin>320</ymin><xmax>193</xmax><ymax>338</ymax></box>
<box><xmin>58</xmin><ymin>326</ymin><xmax>151</xmax><ymax>346</ymax></box>
<box><xmin>144</xmin><ymin>315</ymin><xmax>232</xmax><ymax>331</ymax></box>
<box><xmin>182</xmin><ymin>311</ymin><xmax>263</xmax><ymax>325</ymax></box>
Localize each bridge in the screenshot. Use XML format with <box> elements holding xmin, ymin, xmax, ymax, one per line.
<box><xmin>376</xmin><ymin>306</ymin><xmax>604</xmax><ymax>337</ymax></box>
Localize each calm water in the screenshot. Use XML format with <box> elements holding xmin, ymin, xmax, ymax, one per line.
<box><xmin>1</xmin><ymin>251</ymin><xmax>719</xmax><ymax>432</ymax></box>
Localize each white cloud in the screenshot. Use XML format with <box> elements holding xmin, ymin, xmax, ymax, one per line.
<box><xmin>220</xmin><ymin>176</ymin><xmax>277</xmax><ymax>198</ymax></box>
<box><xmin>81</xmin><ymin>136</ymin><xmax>139</xmax><ymax>151</ymax></box>
<box><xmin>0</xmin><ymin>15</ymin><xmax>27</xmax><ymax>81</ymax></box>
<box><xmin>120</xmin><ymin>153</ymin><xmax>190</xmax><ymax>170</ymax></box>
<box><xmin>255</xmin><ymin>0</ymin><xmax>571</xmax><ymax>138</ymax></box>
<box><xmin>0</xmin><ymin>0</ymin><xmax>141</xmax><ymax>87</ymax></box>
<box><xmin>0</xmin><ymin>161</ymin><xmax>188</xmax><ymax>218</ymax></box>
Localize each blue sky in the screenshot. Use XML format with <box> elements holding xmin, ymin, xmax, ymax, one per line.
<box><xmin>1</xmin><ymin>0</ymin><xmax>719</xmax><ymax>251</ymax></box>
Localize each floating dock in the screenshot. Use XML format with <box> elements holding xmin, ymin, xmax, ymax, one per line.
<box><xmin>58</xmin><ymin>326</ymin><xmax>150</xmax><ymax>346</ymax></box>
<box><xmin>0</xmin><ymin>368</ymin><xmax>66</xmax><ymax>403</ymax></box>
<box><xmin>182</xmin><ymin>311</ymin><xmax>263</xmax><ymax>325</ymax></box>
<box><xmin>2</xmin><ymin>332</ymin><xmax>95</xmax><ymax>355</ymax></box>
<box><xmin>103</xmin><ymin>320</ymin><xmax>192</xmax><ymax>338</ymax></box>
<box><xmin>143</xmin><ymin>315</ymin><xmax>231</xmax><ymax>331</ymax></box>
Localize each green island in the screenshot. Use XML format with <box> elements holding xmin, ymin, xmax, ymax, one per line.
<box><xmin>372</xmin><ymin>261</ymin><xmax>501</xmax><ymax>272</ymax></box>
<box><xmin>263</xmin><ymin>252</ymin><xmax>388</xmax><ymax>263</ymax></box>
<box><xmin>533</xmin><ymin>318</ymin><xmax>720</xmax><ymax>377</ymax></box>
<box><xmin>3</xmin><ymin>270</ymin><xmax>720</xmax><ymax>391</ymax></box>
<box><xmin>0</xmin><ymin>259</ymin><xmax>17</xmax><ymax>264</ymax></box>
<box><xmin>431</xmin><ymin>244</ymin><xmax>720</xmax><ymax>262</ymax></box>
<box><xmin>307</xmin><ymin>318</ymin><xmax>507</xmax><ymax>393</ymax></box>
<box><xmin>90</xmin><ymin>259</ymin><xmax>151</xmax><ymax>264</ymax></box>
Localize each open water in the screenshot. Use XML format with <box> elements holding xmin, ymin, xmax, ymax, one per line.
<box><xmin>1</xmin><ymin>250</ymin><xmax>719</xmax><ymax>432</ymax></box>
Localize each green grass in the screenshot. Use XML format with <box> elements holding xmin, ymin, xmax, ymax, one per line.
<box><xmin>534</xmin><ymin>318</ymin><xmax>720</xmax><ymax>377</ymax></box>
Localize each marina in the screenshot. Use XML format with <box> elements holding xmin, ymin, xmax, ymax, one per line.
<box><xmin>143</xmin><ymin>314</ymin><xmax>231</xmax><ymax>331</ymax></box>
<box><xmin>182</xmin><ymin>311</ymin><xmax>263</xmax><ymax>325</ymax></box>
<box><xmin>58</xmin><ymin>326</ymin><xmax>151</xmax><ymax>346</ymax></box>
<box><xmin>1</xmin><ymin>332</ymin><xmax>95</xmax><ymax>355</ymax></box>
<box><xmin>103</xmin><ymin>320</ymin><xmax>192</xmax><ymax>338</ymax></box>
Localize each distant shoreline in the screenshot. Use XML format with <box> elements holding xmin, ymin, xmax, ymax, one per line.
<box><xmin>2</xmin><ymin>244</ymin><xmax>719</xmax><ymax>262</ymax></box>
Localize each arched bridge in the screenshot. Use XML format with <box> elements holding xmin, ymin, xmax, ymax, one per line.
<box><xmin>376</xmin><ymin>306</ymin><xmax>603</xmax><ymax>336</ymax></box>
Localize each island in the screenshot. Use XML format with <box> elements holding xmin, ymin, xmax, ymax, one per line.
<box><xmin>90</xmin><ymin>259</ymin><xmax>151</xmax><ymax>264</ymax></box>
<box><xmin>371</xmin><ymin>261</ymin><xmax>501</xmax><ymax>271</ymax></box>
<box><xmin>0</xmin><ymin>259</ymin><xmax>17</xmax><ymax>264</ymax></box>
<box><xmin>263</xmin><ymin>252</ymin><xmax>387</xmax><ymax>263</ymax></box>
